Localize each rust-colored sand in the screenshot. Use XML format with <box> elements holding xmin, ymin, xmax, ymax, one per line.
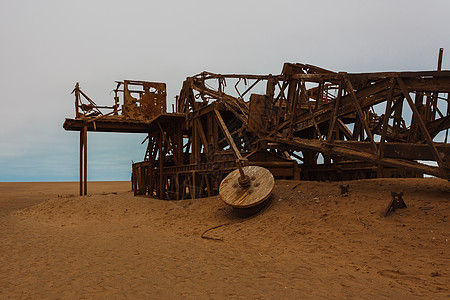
<box><xmin>0</xmin><ymin>179</ymin><xmax>449</xmax><ymax>299</ymax></box>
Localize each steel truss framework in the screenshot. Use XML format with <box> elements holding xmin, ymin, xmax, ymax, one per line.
<box><xmin>64</xmin><ymin>60</ymin><xmax>450</xmax><ymax>199</ymax></box>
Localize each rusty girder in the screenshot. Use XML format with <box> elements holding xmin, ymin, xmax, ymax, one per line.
<box><xmin>175</xmin><ymin>62</ymin><xmax>450</xmax><ymax>184</ymax></box>
<box><xmin>64</xmin><ymin>57</ymin><xmax>450</xmax><ymax>199</ymax></box>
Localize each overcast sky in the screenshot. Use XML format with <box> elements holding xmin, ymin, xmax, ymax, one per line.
<box><xmin>1</xmin><ymin>0</ymin><xmax>449</xmax><ymax>182</ymax></box>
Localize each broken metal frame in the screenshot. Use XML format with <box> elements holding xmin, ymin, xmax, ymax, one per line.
<box><xmin>64</xmin><ymin>52</ymin><xmax>450</xmax><ymax>199</ymax></box>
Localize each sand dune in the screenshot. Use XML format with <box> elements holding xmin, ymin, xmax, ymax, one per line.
<box><xmin>0</xmin><ymin>179</ymin><xmax>449</xmax><ymax>299</ymax></box>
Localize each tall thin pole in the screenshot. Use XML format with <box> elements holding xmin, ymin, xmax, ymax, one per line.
<box><xmin>75</xmin><ymin>83</ymin><xmax>80</xmax><ymax>119</ymax></box>
<box><xmin>159</xmin><ymin>131</ymin><xmax>164</xmax><ymax>199</ymax></box>
<box><xmin>79</xmin><ymin>128</ymin><xmax>83</xmax><ymax>196</ymax></box>
<box><xmin>83</xmin><ymin>125</ymin><xmax>88</xmax><ymax>195</ymax></box>
<box><xmin>437</xmin><ymin>48</ymin><xmax>444</xmax><ymax>71</ymax></box>
<box><xmin>437</xmin><ymin>48</ymin><xmax>448</xmax><ymax>143</ymax></box>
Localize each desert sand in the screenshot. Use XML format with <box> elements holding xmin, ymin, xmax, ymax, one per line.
<box><xmin>0</xmin><ymin>178</ymin><xmax>449</xmax><ymax>299</ymax></box>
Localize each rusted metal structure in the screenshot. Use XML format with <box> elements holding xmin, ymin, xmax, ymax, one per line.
<box><xmin>64</xmin><ymin>51</ymin><xmax>450</xmax><ymax>199</ymax></box>
<box><xmin>64</xmin><ymin>80</ymin><xmax>184</xmax><ymax>196</ymax></box>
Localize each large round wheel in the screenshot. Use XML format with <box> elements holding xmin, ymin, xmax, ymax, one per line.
<box><xmin>219</xmin><ymin>166</ymin><xmax>274</xmax><ymax>208</ymax></box>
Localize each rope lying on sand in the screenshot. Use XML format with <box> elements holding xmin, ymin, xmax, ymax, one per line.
<box><xmin>201</xmin><ymin>197</ymin><xmax>273</xmax><ymax>241</ymax></box>
<box><xmin>201</xmin><ymin>223</ymin><xmax>231</xmax><ymax>241</ymax></box>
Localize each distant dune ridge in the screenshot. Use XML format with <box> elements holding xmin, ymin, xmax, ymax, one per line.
<box><xmin>0</xmin><ymin>178</ymin><xmax>449</xmax><ymax>299</ymax></box>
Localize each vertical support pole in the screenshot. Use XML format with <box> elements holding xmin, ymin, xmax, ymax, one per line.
<box><xmin>437</xmin><ymin>48</ymin><xmax>444</xmax><ymax>71</ymax></box>
<box><xmin>303</xmin><ymin>80</ymin><xmax>323</xmax><ymax>141</ymax></box>
<box><xmin>75</xmin><ymin>83</ymin><xmax>80</xmax><ymax>119</ymax></box>
<box><xmin>176</xmin><ymin>123</ymin><xmax>183</xmax><ymax>166</ymax></box>
<box><xmin>432</xmin><ymin>48</ymin><xmax>444</xmax><ymax>122</ymax></box>
<box><xmin>195</xmin><ymin>118</ymin><xmax>209</xmax><ymax>158</ymax></box>
<box><xmin>266</xmin><ymin>76</ymin><xmax>276</xmax><ymax>130</ymax></box>
<box><xmin>293</xmin><ymin>161</ymin><xmax>300</xmax><ymax>180</ymax></box>
<box><xmin>83</xmin><ymin>125</ymin><xmax>87</xmax><ymax>196</ymax></box>
<box><xmin>288</xmin><ymin>81</ymin><xmax>299</xmax><ymax>138</ymax></box>
<box><xmin>379</xmin><ymin>78</ymin><xmax>395</xmax><ymax>158</ymax></box>
<box><xmin>392</xmin><ymin>97</ymin><xmax>404</xmax><ymax>136</ymax></box>
<box><xmin>326</xmin><ymin>80</ymin><xmax>343</xmax><ymax>142</ymax></box>
<box><xmin>445</xmin><ymin>93</ymin><xmax>449</xmax><ymax>144</ymax></box>
<box><xmin>175</xmin><ymin>173</ymin><xmax>180</xmax><ymax>200</ymax></box>
<box><xmin>212</xmin><ymin>109</ymin><xmax>219</xmax><ymax>152</ymax></box>
<box><xmin>286</xmin><ymin>79</ymin><xmax>297</xmax><ymax>117</ymax></box>
<box><xmin>274</xmin><ymin>80</ymin><xmax>287</xmax><ymax>137</ymax></box>
<box><xmin>266</xmin><ymin>77</ymin><xmax>275</xmax><ymax>99</ymax></box>
<box><xmin>315</xmin><ymin>81</ymin><xmax>323</xmax><ymax>109</ymax></box>
<box><xmin>205</xmin><ymin>173</ymin><xmax>211</xmax><ymax>197</ymax></box>
<box><xmin>191</xmin><ymin>173</ymin><xmax>197</xmax><ymax>200</ymax></box>
<box><xmin>190</xmin><ymin>119</ymin><xmax>195</xmax><ymax>164</ymax></box>
<box><xmin>114</xmin><ymin>91</ymin><xmax>118</xmax><ymax>115</ymax></box>
<box><xmin>174</xmin><ymin>123</ymin><xmax>183</xmax><ymax>200</ymax></box>
<box><xmin>180</xmin><ymin>175</ymin><xmax>186</xmax><ymax>200</ymax></box>
<box><xmin>207</xmin><ymin>113</ymin><xmax>214</xmax><ymax>154</ymax></box>
<box><xmin>131</xmin><ymin>165</ymin><xmax>135</xmax><ymax>195</ymax></box>
<box><xmin>159</xmin><ymin>131</ymin><xmax>164</xmax><ymax>199</ymax></box>
<box><xmin>193</xmin><ymin>118</ymin><xmax>201</xmax><ymax>164</ymax></box>
<box><xmin>79</xmin><ymin>128</ymin><xmax>83</xmax><ymax>196</ymax></box>
<box><xmin>149</xmin><ymin>141</ymin><xmax>156</xmax><ymax>197</ymax></box>
<box><xmin>408</xmin><ymin>92</ymin><xmax>423</xmax><ymax>142</ymax></box>
<box><xmin>344</xmin><ymin>77</ymin><xmax>378</xmax><ymax>154</ymax></box>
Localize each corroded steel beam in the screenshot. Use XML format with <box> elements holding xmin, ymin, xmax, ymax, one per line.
<box><xmin>64</xmin><ymin>56</ymin><xmax>450</xmax><ymax>199</ymax></box>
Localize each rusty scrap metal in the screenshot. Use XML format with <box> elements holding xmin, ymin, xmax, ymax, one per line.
<box><xmin>339</xmin><ymin>184</ymin><xmax>349</xmax><ymax>197</ymax></box>
<box><xmin>383</xmin><ymin>192</ymin><xmax>407</xmax><ymax>217</ymax></box>
<box><xmin>64</xmin><ymin>52</ymin><xmax>450</xmax><ymax>199</ymax></box>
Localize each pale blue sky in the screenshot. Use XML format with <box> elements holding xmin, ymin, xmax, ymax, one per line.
<box><xmin>1</xmin><ymin>0</ymin><xmax>449</xmax><ymax>182</ymax></box>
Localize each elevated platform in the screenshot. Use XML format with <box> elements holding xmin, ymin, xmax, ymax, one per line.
<box><xmin>63</xmin><ymin>113</ymin><xmax>186</xmax><ymax>133</ymax></box>
<box><xmin>64</xmin><ymin>113</ymin><xmax>185</xmax><ymax>197</ymax></box>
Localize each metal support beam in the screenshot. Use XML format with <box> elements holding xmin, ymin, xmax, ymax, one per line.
<box><xmin>83</xmin><ymin>125</ymin><xmax>87</xmax><ymax>195</ymax></box>
<box><xmin>214</xmin><ymin>109</ymin><xmax>243</xmax><ymax>160</ymax></box>
<box><xmin>344</xmin><ymin>77</ymin><xmax>378</xmax><ymax>154</ymax></box>
<box><xmin>397</xmin><ymin>78</ymin><xmax>445</xmax><ymax>172</ymax></box>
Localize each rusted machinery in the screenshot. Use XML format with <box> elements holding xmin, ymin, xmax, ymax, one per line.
<box><xmin>64</xmin><ymin>52</ymin><xmax>450</xmax><ymax>199</ymax></box>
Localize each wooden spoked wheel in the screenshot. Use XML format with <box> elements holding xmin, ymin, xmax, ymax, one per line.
<box><xmin>219</xmin><ymin>166</ymin><xmax>274</xmax><ymax>208</ymax></box>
